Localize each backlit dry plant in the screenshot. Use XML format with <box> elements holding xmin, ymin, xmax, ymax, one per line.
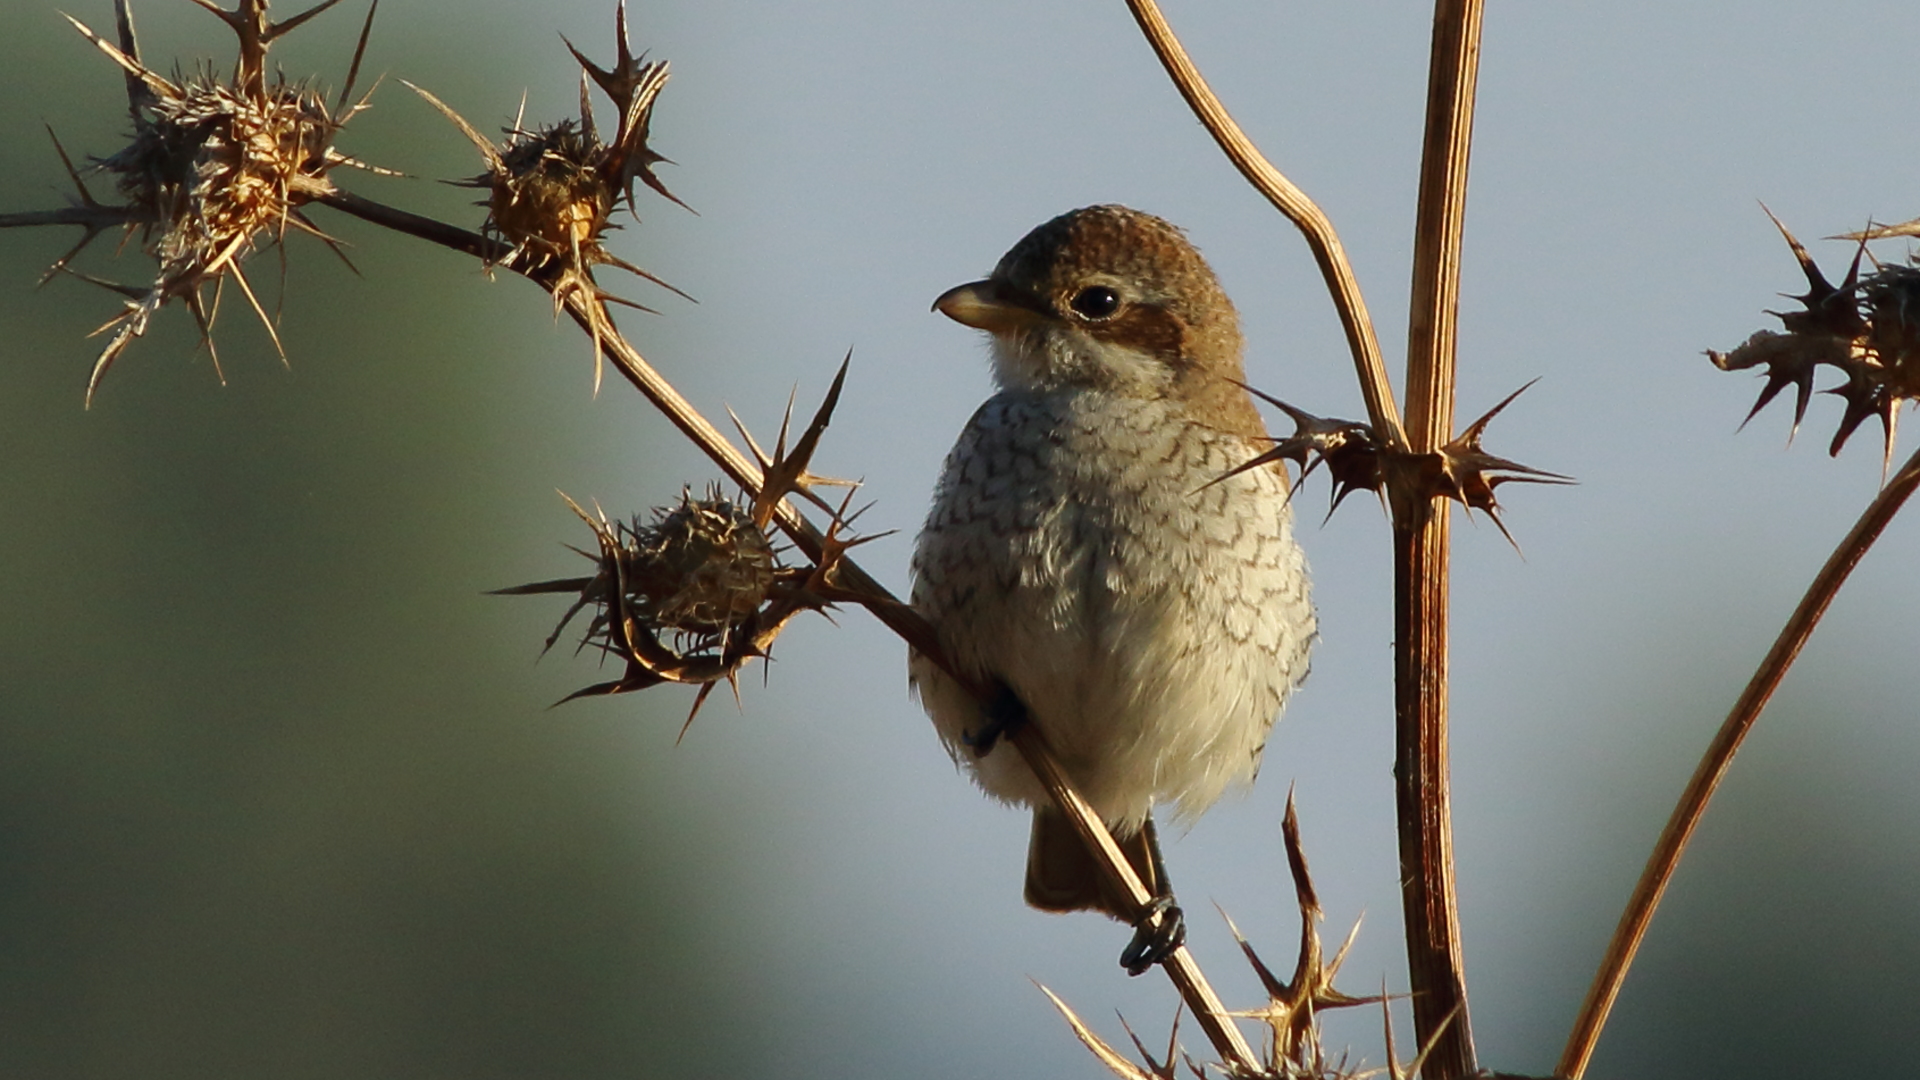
<box><xmin>1044</xmin><ymin>800</ymin><xmax>1415</xmax><ymax>1080</ymax></box>
<box><xmin>496</xmin><ymin>366</ymin><xmax>877</xmax><ymax>730</ymax></box>
<box><xmin>7</xmin><ymin>2</ymin><xmax>1917</xmax><ymax>1080</ymax></box>
<box><xmin>19</xmin><ymin>0</ymin><xmax>384</xmax><ymax>403</ymax></box>
<box><xmin>1552</xmin><ymin>207</ymin><xmax>1920</xmax><ymax>1080</ymax></box>
<box><xmin>404</xmin><ymin>3</ymin><xmax>690</xmax><ymax>394</ymax></box>
<box><xmin>1708</xmin><ymin>211</ymin><xmax>1920</xmax><ymax>469</ymax></box>
<box><xmin>1226</xmin><ymin>379</ymin><xmax>1568</xmax><ymax>550</ymax></box>
<box><xmin>1</xmin><ymin>1</ymin><xmax>1536</xmax><ymax>1077</ymax></box>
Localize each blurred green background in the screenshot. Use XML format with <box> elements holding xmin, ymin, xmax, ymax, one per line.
<box><xmin>2</xmin><ymin>2</ymin><xmax>1918</xmax><ymax>1078</ymax></box>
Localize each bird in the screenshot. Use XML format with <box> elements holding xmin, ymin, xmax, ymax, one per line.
<box><xmin>908</xmin><ymin>204</ymin><xmax>1315</xmax><ymax>973</ymax></box>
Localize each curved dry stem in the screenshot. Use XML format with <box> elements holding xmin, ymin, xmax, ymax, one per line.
<box><xmin>1558</xmin><ymin>441</ymin><xmax>1920</xmax><ymax>1079</ymax></box>
<box><xmin>1121</xmin><ymin>0</ymin><xmax>1404</xmax><ymax>451</ymax></box>
<box><xmin>312</xmin><ymin>188</ymin><xmax>1260</xmax><ymax>1074</ymax></box>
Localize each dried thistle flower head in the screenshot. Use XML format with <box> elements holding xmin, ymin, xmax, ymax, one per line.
<box><xmin>1710</xmin><ymin>208</ymin><xmax>1920</xmax><ymax>473</ymax></box>
<box><xmin>406</xmin><ymin>0</ymin><xmax>689</xmax><ymax>393</ymax></box>
<box><xmin>625</xmin><ymin>489</ymin><xmax>777</xmax><ymax>635</ymax></box>
<box><xmin>486</xmin><ymin>120</ymin><xmax>610</xmax><ymax>260</ymax></box>
<box><xmin>500</xmin><ymin>485</ymin><xmax>843</xmax><ymax>737</ymax></box>
<box><xmin>497</xmin><ymin>364</ymin><xmax>874</xmax><ymax>734</ymax></box>
<box><xmin>52</xmin><ymin>0</ymin><xmax>383</xmax><ymax>404</ymax></box>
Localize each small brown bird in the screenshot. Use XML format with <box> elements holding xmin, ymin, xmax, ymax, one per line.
<box><xmin>909</xmin><ymin>205</ymin><xmax>1315</xmax><ymax>971</ymax></box>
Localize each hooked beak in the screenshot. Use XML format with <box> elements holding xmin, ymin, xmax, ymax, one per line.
<box><xmin>932</xmin><ymin>279</ymin><xmax>1048</xmax><ymax>333</ymax></box>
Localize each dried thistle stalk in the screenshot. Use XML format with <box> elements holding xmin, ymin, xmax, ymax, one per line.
<box><xmin>1563</xmin><ymin>211</ymin><xmax>1920</xmax><ymax>1079</ymax></box>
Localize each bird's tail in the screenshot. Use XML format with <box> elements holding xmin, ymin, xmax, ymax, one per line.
<box><xmin>1023</xmin><ymin>804</ymin><xmax>1164</xmax><ymax>919</ymax></box>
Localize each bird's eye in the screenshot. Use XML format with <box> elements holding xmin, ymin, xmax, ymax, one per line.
<box><xmin>1068</xmin><ymin>285</ymin><xmax>1122</xmax><ymax>320</ymax></box>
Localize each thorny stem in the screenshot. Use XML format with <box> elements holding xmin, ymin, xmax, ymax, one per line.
<box><xmin>1120</xmin><ymin>0</ymin><xmax>1406</xmax><ymax>451</ymax></box>
<box><xmin>0</xmin><ymin>207</ymin><xmax>143</xmax><ymax>229</ymax></box>
<box><xmin>315</xmin><ymin>185</ymin><xmax>1263</xmax><ymax>1074</ymax></box>
<box><xmin>1558</xmin><ymin>441</ymin><xmax>1920</xmax><ymax>1079</ymax></box>
<box><xmin>311</xmin><ymin>185</ymin><xmax>503</xmax><ymax>261</ymax></box>
<box><xmin>1393</xmin><ymin>1</ymin><xmax>1483</xmax><ymax>1076</ymax></box>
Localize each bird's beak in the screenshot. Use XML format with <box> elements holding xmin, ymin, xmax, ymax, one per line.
<box><xmin>933</xmin><ymin>280</ymin><xmax>1045</xmax><ymax>333</ymax></box>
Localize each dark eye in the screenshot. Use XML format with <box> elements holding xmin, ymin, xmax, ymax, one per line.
<box><xmin>1068</xmin><ymin>285</ymin><xmax>1122</xmax><ymax>320</ymax></box>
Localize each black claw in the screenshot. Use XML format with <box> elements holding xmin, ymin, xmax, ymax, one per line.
<box><xmin>963</xmin><ymin>680</ymin><xmax>1028</xmax><ymax>758</ymax></box>
<box><xmin>1119</xmin><ymin>894</ymin><xmax>1186</xmax><ymax>976</ymax></box>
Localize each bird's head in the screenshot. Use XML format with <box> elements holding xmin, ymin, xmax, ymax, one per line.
<box><xmin>934</xmin><ymin>204</ymin><xmax>1259</xmax><ymax>434</ymax></box>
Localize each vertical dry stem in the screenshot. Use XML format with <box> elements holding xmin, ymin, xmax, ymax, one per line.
<box><xmin>1393</xmin><ymin>2</ymin><xmax>1483</xmax><ymax>1076</ymax></box>
<box><xmin>1558</xmin><ymin>441</ymin><xmax>1920</xmax><ymax>1078</ymax></box>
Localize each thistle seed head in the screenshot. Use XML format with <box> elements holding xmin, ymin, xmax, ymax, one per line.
<box><xmin>501</xmin><ymin>484</ymin><xmax>846</xmax><ymax>733</ymax></box>
<box><xmin>626</xmin><ymin>489</ymin><xmax>777</xmax><ymax>638</ymax></box>
<box><xmin>404</xmin><ymin>1</ymin><xmax>688</xmax><ymax>392</ymax></box>
<box><xmin>52</xmin><ymin>1</ymin><xmax>382</xmax><ymax>404</ymax></box>
<box><xmin>487</xmin><ymin>120</ymin><xmax>611</xmax><ymax>260</ymax></box>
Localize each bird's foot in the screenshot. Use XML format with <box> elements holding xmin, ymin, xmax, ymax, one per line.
<box><xmin>1119</xmin><ymin>894</ymin><xmax>1186</xmax><ymax>976</ymax></box>
<box><xmin>963</xmin><ymin>682</ymin><xmax>1029</xmax><ymax>758</ymax></box>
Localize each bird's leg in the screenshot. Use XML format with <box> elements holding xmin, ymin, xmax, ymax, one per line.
<box><xmin>972</xmin><ymin>681</ymin><xmax>1184</xmax><ymax>973</ymax></box>
<box><xmin>1118</xmin><ymin>813</ymin><xmax>1186</xmax><ymax>976</ymax></box>
<box><xmin>964</xmin><ymin>678</ymin><xmax>1029</xmax><ymax>758</ymax></box>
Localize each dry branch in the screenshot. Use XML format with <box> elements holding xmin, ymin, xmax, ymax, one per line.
<box><xmin>1120</xmin><ymin>0</ymin><xmax>1404</xmax><ymax>450</ymax></box>
<box><xmin>1560</xmin><ymin>223</ymin><xmax>1920</xmax><ymax>1075</ymax></box>
<box><xmin>1390</xmin><ymin>3</ymin><xmax>1483</xmax><ymax>1075</ymax></box>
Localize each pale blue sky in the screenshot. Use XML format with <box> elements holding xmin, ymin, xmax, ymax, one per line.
<box><xmin>3</xmin><ymin>2</ymin><xmax>1919</xmax><ymax>1077</ymax></box>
